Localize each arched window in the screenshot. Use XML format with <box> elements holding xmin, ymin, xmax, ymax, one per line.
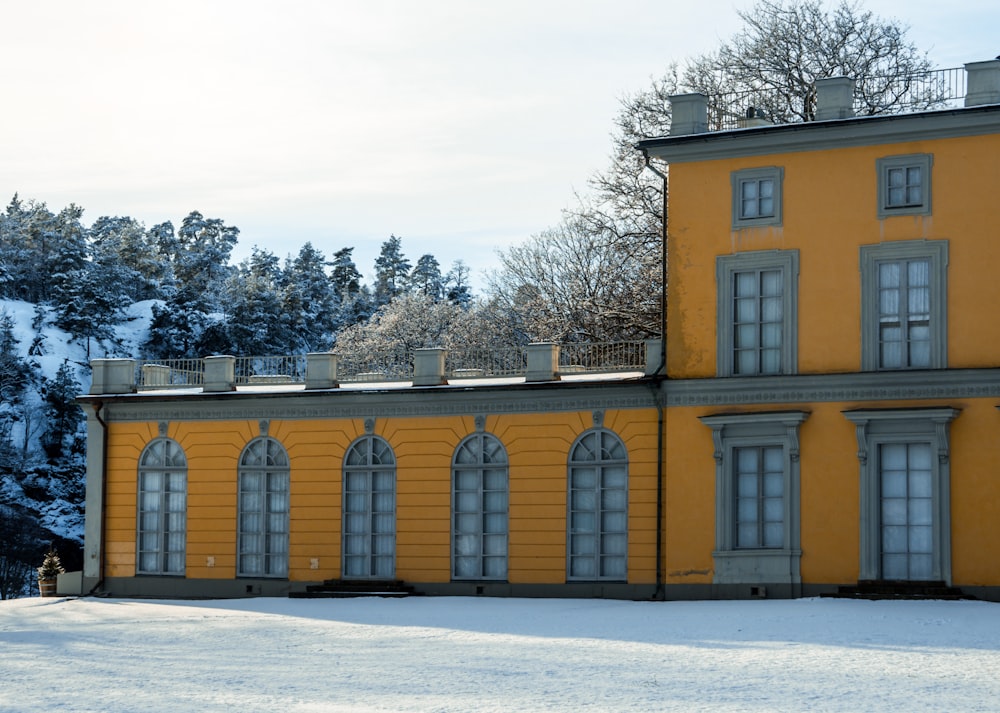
<box><xmin>343</xmin><ymin>436</ymin><xmax>396</xmax><ymax>579</ymax></box>
<box><xmin>238</xmin><ymin>437</ymin><xmax>290</xmax><ymax>578</ymax></box>
<box><xmin>567</xmin><ymin>429</ymin><xmax>628</xmax><ymax>581</ymax></box>
<box><xmin>137</xmin><ymin>439</ymin><xmax>187</xmax><ymax>575</ymax></box>
<box><xmin>452</xmin><ymin>433</ymin><xmax>508</xmax><ymax>580</ymax></box>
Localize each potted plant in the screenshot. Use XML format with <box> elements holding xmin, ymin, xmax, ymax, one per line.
<box><xmin>37</xmin><ymin>548</ymin><xmax>65</xmax><ymax>598</ymax></box>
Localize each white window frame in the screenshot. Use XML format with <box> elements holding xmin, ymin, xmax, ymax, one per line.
<box><xmin>343</xmin><ymin>435</ymin><xmax>397</xmax><ymax>580</ymax></box>
<box><xmin>717</xmin><ymin>250</ymin><xmax>799</xmax><ymax>377</ymax></box>
<box><xmin>237</xmin><ymin>437</ymin><xmax>290</xmax><ymax>578</ymax></box>
<box><xmin>567</xmin><ymin>429</ymin><xmax>629</xmax><ymax>582</ymax></box>
<box><xmin>136</xmin><ymin>438</ymin><xmax>187</xmax><ymax>576</ymax></box>
<box><xmin>877</xmin><ymin>154</ymin><xmax>932</xmax><ymax>217</ymax></box>
<box><xmin>860</xmin><ymin>240</ymin><xmax>948</xmax><ymax>371</ymax></box>
<box><xmin>843</xmin><ymin>408</ymin><xmax>958</xmax><ymax>584</ymax></box>
<box><xmin>700</xmin><ymin>411</ymin><xmax>808</xmax><ymax>585</ymax></box>
<box><xmin>452</xmin><ymin>433</ymin><xmax>509</xmax><ymax>581</ymax></box>
<box><xmin>731</xmin><ymin>166</ymin><xmax>783</xmax><ymax>228</ymax></box>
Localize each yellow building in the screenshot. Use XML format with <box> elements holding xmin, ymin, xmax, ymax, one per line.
<box><xmin>76</xmin><ymin>60</ymin><xmax>1000</xmax><ymax>600</ymax></box>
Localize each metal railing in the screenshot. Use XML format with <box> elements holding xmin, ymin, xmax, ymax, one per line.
<box><xmin>710</xmin><ymin>67</ymin><xmax>966</xmax><ymax>131</ymax></box>
<box><xmin>337</xmin><ymin>346</ymin><xmax>413</xmax><ymax>383</ymax></box>
<box><xmin>133</xmin><ymin>341</ymin><xmax>649</xmax><ymax>390</ymax></box>
<box><xmin>446</xmin><ymin>346</ymin><xmax>527</xmax><ymax>378</ymax></box>
<box><xmin>559</xmin><ymin>341</ymin><xmax>647</xmax><ymax>373</ymax></box>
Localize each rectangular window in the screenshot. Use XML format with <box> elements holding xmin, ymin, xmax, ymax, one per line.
<box><xmin>735</xmin><ymin>446</ymin><xmax>784</xmax><ymax>549</ymax></box>
<box><xmin>877</xmin><ymin>154</ymin><xmax>932</xmax><ymax>217</ymax></box>
<box><xmin>844</xmin><ymin>408</ymin><xmax>957</xmax><ymax>583</ymax></box>
<box><xmin>861</xmin><ymin>240</ymin><xmax>947</xmax><ymax>371</ymax></box>
<box><xmin>732</xmin><ymin>167</ymin><xmax>783</xmax><ymax>228</ymax></box>
<box><xmin>879</xmin><ymin>443</ymin><xmax>934</xmax><ymax>580</ymax></box>
<box><xmin>717</xmin><ymin>250</ymin><xmax>798</xmax><ymax>377</ymax></box>
<box><xmin>700</xmin><ymin>411</ymin><xmax>808</xmax><ymax>587</ymax></box>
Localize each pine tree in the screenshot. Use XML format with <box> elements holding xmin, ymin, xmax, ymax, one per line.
<box><xmin>410</xmin><ymin>254</ymin><xmax>443</xmax><ymax>301</ymax></box>
<box><xmin>39</xmin><ymin>362</ymin><xmax>84</xmax><ymax>462</ymax></box>
<box><xmin>373</xmin><ymin>235</ymin><xmax>411</xmax><ymax>307</ymax></box>
<box><xmin>282</xmin><ymin>243</ymin><xmax>337</xmax><ymax>353</ymax></box>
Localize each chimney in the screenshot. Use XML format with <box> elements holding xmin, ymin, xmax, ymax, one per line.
<box><xmin>669</xmin><ymin>93</ymin><xmax>708</xmax><ymax>135</ymax></box>
<box><xmin>815</xmin><ymin>77</ymin><xmax>856</xmax><ymax>120</ymax></box>
<box><xmin>965</xmin><ymin>59</ymin><xmax>1000</xmax><ymax>107</ymax></box>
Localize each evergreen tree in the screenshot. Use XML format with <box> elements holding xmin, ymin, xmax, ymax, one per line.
<box><xmin>89</xmin><ymin>216</ymin><xmax>167</xmax><ymax>302</ymax></box>
<box><xmin>372</xmin><ymin>235</ymin><xmax>411</xmax><ymax>307</ymax></box>
<box><xmin>282</xmin><ymin>243</ymin><xmax>337</xmax><ymax>353</ymax></box>
<box><xmin>0</xmin><ymin>311</ymin><xmax>31</xmax><ymax>470</ymax></box>
<box><xmin>39</xmin><ymin>362</ymin><xmax>84</xmax><ymax>462</ymax></box>
<box><xmin>172</xmin><ymin>211</ymin><xmax>239</xmax><ymax>310</ymax></box>
<box><xmin>444</xmin><ymin>260</ymin><xmax>473</xmax><ymax>309</ymax></box>
<box><xmin>330</xmin><ymin>247</ymin><xmax>362</xmax><ymax>298</ymax></box>
<box><xmin>410</xmin><ymin>254</ymin><xmax>443</xmax><ymax>301</ymax></box>
<box><xmin>224</xmin><ymin>248</ymin><xmax>288</xmax><ymax>356</ymax></box>
<box><xmin>144</xmin><ymin>285</ymin><xmax>213</xmax><ymax>358</ymax></box>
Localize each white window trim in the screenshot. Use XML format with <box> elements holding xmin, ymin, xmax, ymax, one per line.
<box><xmin>877</xmin><ymin>154</ymin><xmax>933</xmax><ymax>218</ymax></box>
<box><xmin>860</xmin><ymin>239</ymin><xmax>948</xmax><ymax>371</ymax></box>
<box><xmin>731</xmin><ymin>166</ymin><xmax>784</xmax><ymax>228</ymax></box>
<box><xmin>700</xmin><ymin>411</ymin><xmax>808</xmax><ymax>586</ymax></box>
<box><xmin>716</xmin><ymin>249</ymin><xmax>799</xmax><ymax>377</ymax></box>
<box><xmin>843</xmin><ymin>407</ymin><xmax>958</xmax><ymax>584</ymax></box>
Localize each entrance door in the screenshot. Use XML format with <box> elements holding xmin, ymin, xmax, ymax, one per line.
<box><xmin>343</xmin><ymin>436</ymin><xmax>396</xmax><ymax>579</ymax></box>
<box><xmin>879</xmin><ymin>443</ymin><xmax>933</xmax><ymax>580</ymax></box>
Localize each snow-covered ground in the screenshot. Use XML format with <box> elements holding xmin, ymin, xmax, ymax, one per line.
<box><xmin>1</xmin><ymin>596</ymin><xmax>998</xmax><ymax>712</ymax></box>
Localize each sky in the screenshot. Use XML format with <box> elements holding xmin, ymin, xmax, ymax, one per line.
<box><xmin>1</xmin><ymin>1</ymin><xmax>996</xmax><ymax>289</ymax></box>
<box><xmin>2</xmin><ymin>595</ymin><xmax>999</xmax><ymax>711</ymax></box>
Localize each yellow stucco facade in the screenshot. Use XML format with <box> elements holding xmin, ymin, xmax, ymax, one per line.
<box><xmin>80</xmin><ymin>67</ymin><xmax>1000</xmax><ymax>601</ymax></box>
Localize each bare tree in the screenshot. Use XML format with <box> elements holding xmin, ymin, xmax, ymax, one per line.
<box><xmin>487</xmin><ymin>0</ymin><xmax>936</xmax><ymax>343</ymax></box>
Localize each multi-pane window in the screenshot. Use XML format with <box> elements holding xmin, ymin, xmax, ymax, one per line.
<box><xmin>717</xmin><ymin>250</ymin><xmax>799</xmax><ymax>377</ymax></box>
<box><xmin>879</xmin><ymin>443</ymin><xmax>934</xmax><ymax>580</ymax></box>
<box><xmin>238</xmin><ymin>437</ymin><xmax>290</xmax><ymax>578</ymax></box>
<box><xmin>734</xmin><ymin>446</ymin><xmax>784</xmax><ymax>549</ymax></box>
<box><xmin>733</xmin><ymin>268</ymin><xmax>784</xmax><ymax>375</ymax></box>
<box><xmin>700</xmin><ymin>411</ymin><xmax>807</xmax><ymax>586</ymax></box>
<box><xmin>877</xmin><ymin>154</ymin><xmax>932</xmax><ymax>217</ymax></box>
<box><xmin>452</xmin><ymin>433</ymin><xmax>508</xmax><ymax>580</ymax></box>
<box><xmin>740</xmin><ymin>177</ymin><xmax>774</xmax><ymax>219</ymax></box>
<box><xmin>731</xmin><ymin>167</ymin><xmax>783</xmax><ymax>228</ymax></box>
<box><xmin>343</xmin><ymin>436</ymin><xmax>396</xmax><ymax>579</ymax></box>
<box><xmin>843</xmin><ymin>408</ymin><xmax>957</xmax><ymax>584</ymax></box>
<box><xmin>567</xmin><ymin>429</ymin><xmax>628</xmax><ymax>581</ymax></box>
<box><xmin>877</xmin><ymin>258</ymin><xmax>931</xmax><ymax>369</ymax></box>
<box><xmin>886</xmin><ymin>166</ymin><xmax>923</xmax><ymax>208</ymax></box>
<box><xmin>137</xmin><ymin>439</ymin><xmax>186</xmax><ymax>575</ymax></box>
<box><xmin>860</xmin><ymin>240</ymin><xmax>947</xmax><ymax>371</ymax></box>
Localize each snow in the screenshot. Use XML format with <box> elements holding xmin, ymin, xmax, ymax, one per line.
<box><xmin>2</xmin><ymin>596</ymin><xmax>998</xmax><ymax>712</ymax></box>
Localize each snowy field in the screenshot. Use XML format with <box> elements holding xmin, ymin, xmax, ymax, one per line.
<box><xmin>1</xmin><ymin>596</ymin><xmax>998</xmax><ymax>713</ymax></box>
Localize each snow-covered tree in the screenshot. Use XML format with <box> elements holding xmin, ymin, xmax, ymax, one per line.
<box><xmin>39</xmin><ymin>362</ymin><xmax>84</xmax><ymax>463</ymax></box>
<box><xmin>372</xmin><ymin>235</ymin><xmax>411</xmax><ymax>307</ymax></box>
<box><xmin>409</xmin><ymin>254</ymin><xmax>443</xmax><ymax>301</ymax></box>
<box><xmin>281</xmin><ymin>243</ymin><xmax>337</xmax><ymax>353</ymax></box>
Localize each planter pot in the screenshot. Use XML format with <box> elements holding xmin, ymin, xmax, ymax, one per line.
<box><xmin>38</xmin><ymin>578</ymin><xmax>58</xmax><ymax>597</ymax></box>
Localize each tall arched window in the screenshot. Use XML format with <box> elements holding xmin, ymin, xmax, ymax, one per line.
<box><xmin>137</xmin><ymin>439</ymin><xmax>187</xmax><ymax>575</ymax></box>
<box><xmin>238</xmin><ymin>437</ymin><xmax>290</xmax><ymax>578</ymax></box>
<box><xmin>343</xmin><ymin>436</ymin><xmax>396</xmax><ymax>579</ymax></box>
<box><xmin>567</xmin><ymin>429</ymin><xmax>628</xmax><ymax>581</ymax></box>
<box><xmin>452</xmin><ymin>433</ymin><xmax>508</xmax><ymax>580</ymax></box>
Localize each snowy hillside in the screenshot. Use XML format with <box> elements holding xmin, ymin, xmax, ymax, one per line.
<box><xmin>0</xmin><ymin>298</ymin><xmax>157</xmax><ymax>596</ymax></box>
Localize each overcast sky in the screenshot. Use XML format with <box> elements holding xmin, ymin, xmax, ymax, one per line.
<box><xmin>2</xmin><ymin>1</ymin><xmax>996</xmax><ymax>289</ymax></box>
